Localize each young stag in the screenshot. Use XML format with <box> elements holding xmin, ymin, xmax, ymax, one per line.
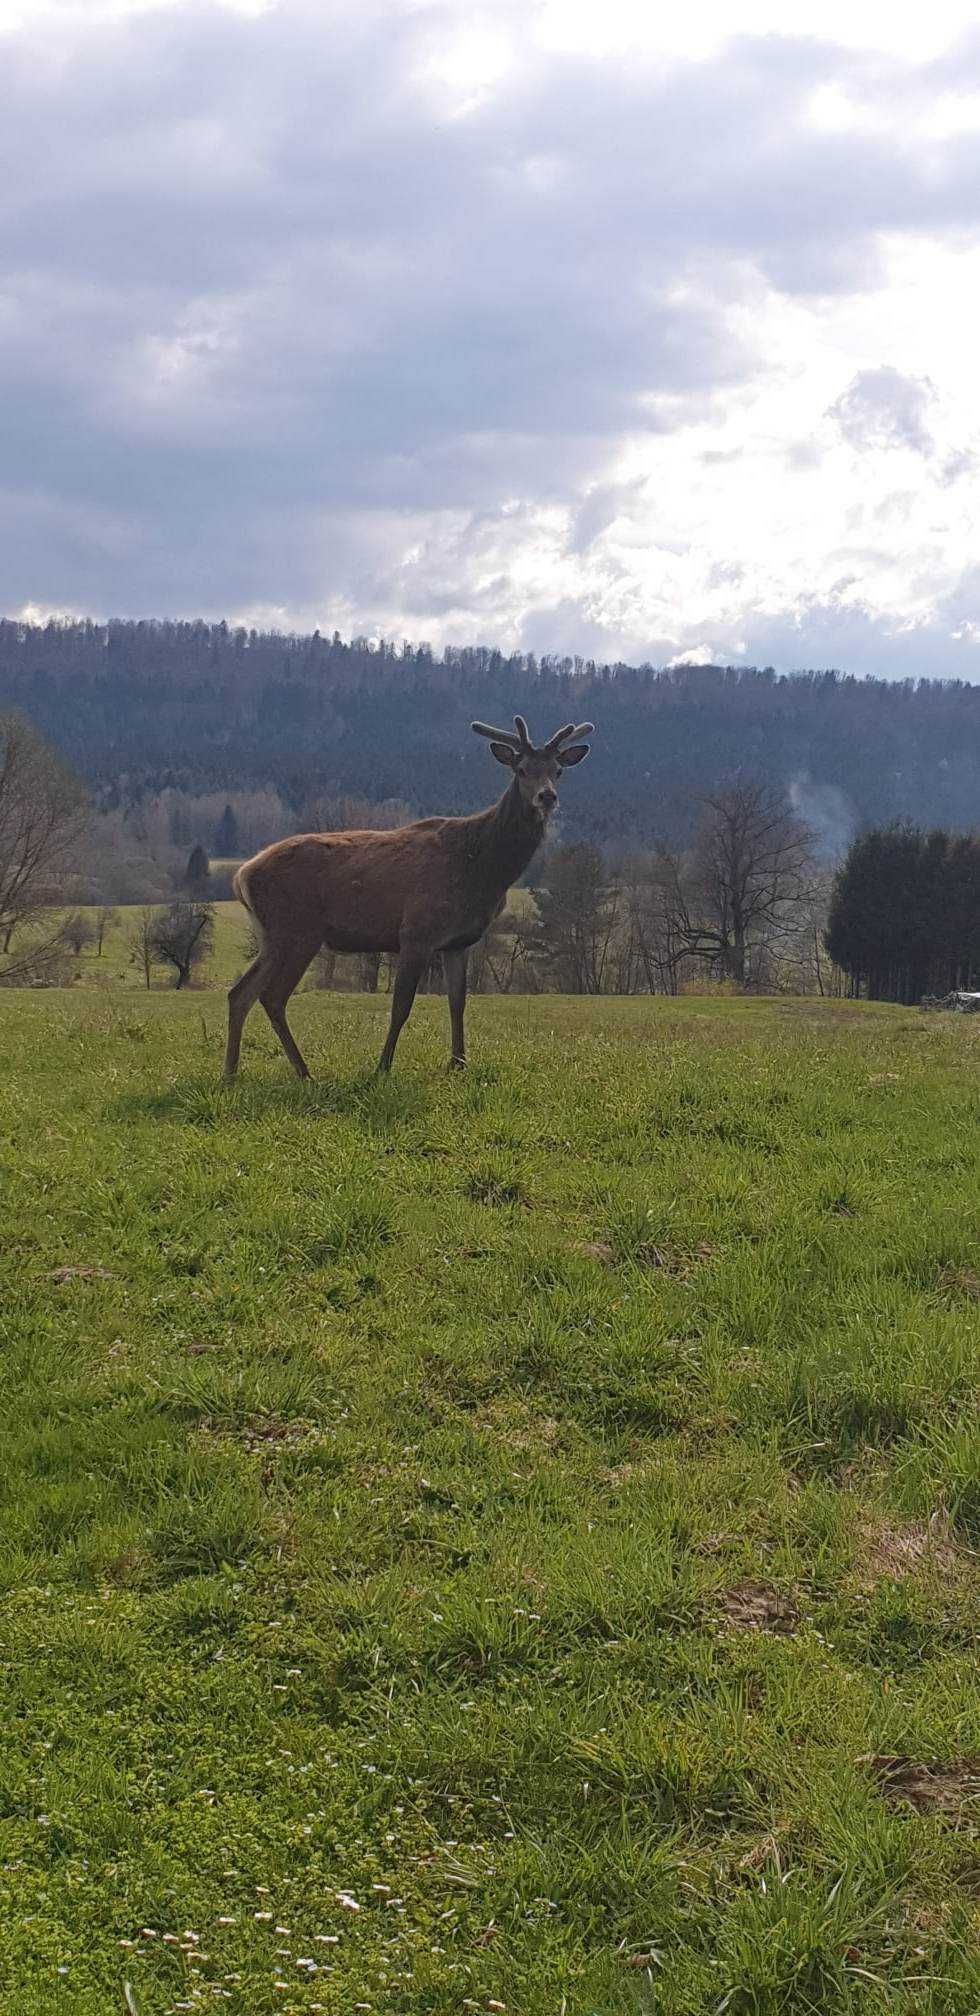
<box><xmin>223</xmin><ymin>714</ymin><xmax>594</xmax><ymax>1081</ymax></box>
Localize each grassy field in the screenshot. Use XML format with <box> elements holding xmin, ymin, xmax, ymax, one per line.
<box><xmin>1</xmin><ymin>991</ymin><xmax>978</xmax><ymax>2016</ymax></box>
<box><xmin>58</xmin><ymin>904</ymin><xmax>251</xmax><ymax>990</ymax></box>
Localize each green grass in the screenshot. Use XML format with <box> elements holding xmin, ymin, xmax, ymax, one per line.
<box><xmin>1</xmin><ymin>991</ymin><xmax>978</xmax><ymax>2016</ymax></box>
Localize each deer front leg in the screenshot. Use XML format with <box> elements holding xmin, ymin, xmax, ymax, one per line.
<box><xmin>377</xmin><ymin>946</ymin><xmax>426</xmax><ymax>1073</ymax></box>
<box><xmin>444</xmin><ymin>947</ymin><xmax>468</xmax><ymax>1069</ymax></box>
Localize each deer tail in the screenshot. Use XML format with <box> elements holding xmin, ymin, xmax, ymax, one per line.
<box><xmin>232</xmin><ymin>862</ymin><xmax>261</xmax><ymax>931</ymax></box>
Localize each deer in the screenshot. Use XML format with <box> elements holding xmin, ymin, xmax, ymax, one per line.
<box><xmin>223</xmin><ymin>714</ymin><xmax>594</xmax><ymax>1083</ymax></box>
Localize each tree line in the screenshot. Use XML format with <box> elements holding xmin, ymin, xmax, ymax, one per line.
<box><xmin>4</xmin><ymin>705</ymin><xmax>980</xmax><ymax>1006</ymax></box>
<box><xmin>8</xmin><ymin>616</ymin><xmax>980</xmax><ymax>848</ymax></box>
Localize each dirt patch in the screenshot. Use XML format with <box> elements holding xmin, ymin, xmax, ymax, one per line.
<box><xmin>622</xmin><ymin>1238</ymin><xmax>719</xmax><ymax>1278</ymax></box>
<box><xmin>464</xmin><ymin>1173</ymin><xmax>528</xmax><ymax>1208</ymax></box>
<box><xmin>50</xmin><ymin>1264</ymin><xmax>117</xmax><ymax>1283</ymax></box>
<box><xmin>860</xmin><ymin>1514</ymin><xmax>968</xmax><ymax>1585</ymax></box>
<box><xmin>938</xmin><ymin>1264</ymin><xmax>980</xmax><ymax>1303</ymax></box>
<box><xmin>572</xmin><ymin>1236</ymin><xmax>718</xmax><ymax>1276</ymax></box>
<box><xmin>718</xmin><ymin>1580</ymin><xmax>798</xmax><ymax>1634</ymax></box>
<box><xmin>692</xmin><ymin>1531</ymin><xmax>732</xmax><ymax>1557</ymax></box>
<box><xmin>571</xmin><ymin>1240</ymin><xmax>615</xmax><ymax>1265</ymax></box>
<box><xmin>737</xmin><ymin>1833</ymin><xmax>784</xmax><ymax>1873</ymax></box>
<box><xmin>858</xmin><ymin>1755</ymin><xmax>980</xmax><ymax>1816</ymax></box>
<box><xmin>475</xmin><ymin>1400</ymin><xmax>562</xmax><ymax>1454</ymax></box>
<box><xmin>198</xmin><ymin>1417</ymin><xmax>316</xmax><ymax>1455</ymax></box>
<box><xmin>599</xmin><ymin>1461</ymin><xmax>642</xmax><ymax>1488</ymax></box>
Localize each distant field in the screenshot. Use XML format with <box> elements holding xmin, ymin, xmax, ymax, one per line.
<box><xmin>53</xmin><ymin>903</ymin><xmax>252</xmax><ymax>991</ymax></box>
<box><xmin>1</xmin><ymin>993</ymin><xmax>978</xmax><ymax>2015</ymax></box>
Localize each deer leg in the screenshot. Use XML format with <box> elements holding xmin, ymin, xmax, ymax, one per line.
<box><xmin>377</xmin><ymin>947</ymin><xmax>426</xmax><ymax>1073</ymax></box>
<box><xmin>259</xmin><ymin>937</ymin><xmax>320</xmax><ymax>1080</ymax></box>
<box><xmin>224</xmin><ymin>953</ymin><xmax>269</xmax><ymax>1082</ymax></box>
<box><xmin>444</xmin><ymin>948</ymin><xmax>468</xmax><ymax>1069</ymax></box>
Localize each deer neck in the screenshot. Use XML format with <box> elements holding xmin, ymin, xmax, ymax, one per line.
<box><xmin>474</xmin><ymin>779</ymin><xmax>546</xmax><ymax>897</ymax></box>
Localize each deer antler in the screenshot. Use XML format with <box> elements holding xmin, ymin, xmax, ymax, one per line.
<box><xmin>472</xmin><ymin>716</ymin><xmax>593</xmax><ymax>754</ymax></box>
<box><xmin>471</xmin><ymin>718</ymin><xmax>530</xmax><ymax>751</ymax></box>
<box><xmin>543</xmin><ymin>720</ymin><xmax>595</xmax><ymax>753</ymax></box>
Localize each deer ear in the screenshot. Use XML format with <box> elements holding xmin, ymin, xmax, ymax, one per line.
<box><xmin>489</xmin><ymin>740</ymin><xmax>519</xmax><ymax>768</ymax></box>
<box><xmin>558</xmin><ymin>742</ymin><xmax>589</xmax><ymax>766</ymax></box>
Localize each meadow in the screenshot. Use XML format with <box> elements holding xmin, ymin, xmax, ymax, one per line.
<box><xmin>0</xmin><ymin>989</ymin><xmax>978</xmax><ymax>2015</ymax></box>
<box><xmin>59</xmin><ymin>903</ymin><xmax>252</xmax><ymax>991</ymax></box>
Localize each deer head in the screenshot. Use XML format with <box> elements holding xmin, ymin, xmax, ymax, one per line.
<box><xmin>471</xmin><ymin>715</ymin><xmax>594</xmax><ymax>820</ymax></box>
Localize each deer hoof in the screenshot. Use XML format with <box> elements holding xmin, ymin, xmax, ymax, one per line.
<box><xmin>448</xmin><ymin>1055</ymin><xmax>466</xmax><ymax>1072</ymax></box>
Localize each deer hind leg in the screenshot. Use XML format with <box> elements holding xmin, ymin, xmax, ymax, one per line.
<box><xmin>224</xmin><ymin>953</ymin><xmax>269</xmax><ymax>1082</ymax></box>
<box><xmin>259</xmin><ymin>935</ymin><xmax>321</xmax><ymax>1080</ymax></box>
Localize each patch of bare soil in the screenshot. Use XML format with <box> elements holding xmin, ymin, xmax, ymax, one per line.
<box><xmin>571</xmin><ymin>1240</ymin><xmax>615</xmax><ymax>1264</ymax></box>
<box><xmin>198</xmin><ymin>1417</ymin><xmax>315</xmax><ymax>1453</ymax></box>
<box><xmin>692</xmin><ymin>1531</ymin><xmax>732</xmax><ymax>1557</ymax></box>
<box><xmin>717</xmin><ymin>1580</ymin><xmax>798</xmax><ymax>1634</ymax></box>
<box><xmin>571</xmin><ymin>1238</ymin><xmax>718</xmax><ymax>1276</ymax></box>
<box><xmin>50</xmin><ymin>1264</ymin><xmax>117</xmax><ymax>1283</ymax></box>
<box><xmin>938</xmin><ymin>1264</ymin><xmax>980</xmax><ymax>1303</ymax></box>
<box><xmin>737</xmin><ymin>1833</ymin><xmax>785</xmax><ymax>1873</ymax></box>
<box><xmin>476</xmin><ymin>1402</ymin><xmax>562</xmax><ymax>1454</ymax></box>
<box><xmin>858</xmin><ymin>1755</ymin><xmax>980</xmax><ymax>1816</ymax></box>
<box><xmin>860</xmin><ymin>1513</ymin><xmax>968</xmax><ymax>1585</ymax></box>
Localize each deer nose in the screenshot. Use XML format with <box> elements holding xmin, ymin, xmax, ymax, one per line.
<box><xmin>537</xmin><ymin>785</ymin><xmax>558</xmax><ymax>811</ymax></box>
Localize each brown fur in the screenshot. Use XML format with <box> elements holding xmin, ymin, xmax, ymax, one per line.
<box><xmin>223</xmin><ymin>720</ymin><xmax>592</xmax><ymax>1080</ymax></box>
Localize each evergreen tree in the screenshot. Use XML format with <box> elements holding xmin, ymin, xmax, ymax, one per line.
<box><xmin>213</xmin><ymin>803</ymin><xmax>239</xmax><ymax>857</ymax></box>
<box><xmin>826</xmin><ymin>824</ymin><xmax>980</xmax><ymax>1001</ymax></box>
<box><xmin>185</xmin><ymin>843</ymin><xmax>210</xmax><ymax>894</ymax></box>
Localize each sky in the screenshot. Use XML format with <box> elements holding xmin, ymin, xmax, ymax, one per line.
<box><xmin>5</xmin><ymin>0</ymin><xmax>980</xmax><ymax>675</ymax></box>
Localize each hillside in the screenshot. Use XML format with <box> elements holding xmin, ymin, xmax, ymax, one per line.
<box><xmin>5</xmin><ymin>619</ymin><xmax>980</xmax><ymax>848</ymax></box>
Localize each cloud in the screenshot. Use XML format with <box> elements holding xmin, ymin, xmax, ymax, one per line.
<box><xmin>828</xmin><ymin>367</ymin><xmax>937</xmax><ymax>455</ymax></box>
<box><xmin>1</xmin><ymin>1</ymin><xmax>980</xmax><ymax>677</ymax></box>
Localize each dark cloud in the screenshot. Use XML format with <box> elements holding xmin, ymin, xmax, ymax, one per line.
<box><xmin>1</xmin><ymin>3</ymin><xmax>980</xmax><ymax>669</ymax></box>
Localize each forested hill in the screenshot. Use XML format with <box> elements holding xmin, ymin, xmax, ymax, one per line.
<box><xmin>4</xmin><ymin>616</ymin><xmax>980</xmax><ymax>849</ymax></box>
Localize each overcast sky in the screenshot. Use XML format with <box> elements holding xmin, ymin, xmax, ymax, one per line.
<box><xmin>5</xmin><ymin>0</ymin><xmax>980</xmax><ymax>675</ymax></box>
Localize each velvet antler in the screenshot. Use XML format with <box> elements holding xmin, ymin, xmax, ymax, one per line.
<box><xmin>471</xmin><ymin>716</ymin><xmax>532</xmax><ymax>751</ymax></box>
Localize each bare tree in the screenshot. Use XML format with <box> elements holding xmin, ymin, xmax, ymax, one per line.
<box><xmin>468</xmin><ymin>911</ymin><xmax>534</xmax><ymax>993</ymax></box>
<box><xmin>0</xmin><ymin>924</ymin><xmax>75</xmax><ymax>988</ymax></box>
<box><xmin>616</xmin><ymin>853</ymin><xmax>684</xmax><ymax>995</ymax></box>
<box><xmin>661</xmin><ymin>780</ymin><xmax>814</xmax><ymax>986</ymax></box>
<box><xmin>63</xmin><ymin>910</ymin><xmax>96</xmax><ymax>955</ymax></box>
<box><xmin>529</xmin><ymin>843</ymin><xmax>620</xmax><ymax>993</ymax></box>
<box><xmin>151</xmin><ymin>902</ymin><xmax>215</xmax><ymax>989</ymax></box>
<box><xmin>95</xmin><ymin>904</ymin><xmax>118</xmax><ymax>956</ymax></box>
<box><xmin>128</xmin><ymin>907</ymin><xmax>160</xmax><ymax>990</ymax></box>
<box><xmin>0</xmin><ymin>714</ymin><xmax>86</xmax><ymax>967</ymax></box>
